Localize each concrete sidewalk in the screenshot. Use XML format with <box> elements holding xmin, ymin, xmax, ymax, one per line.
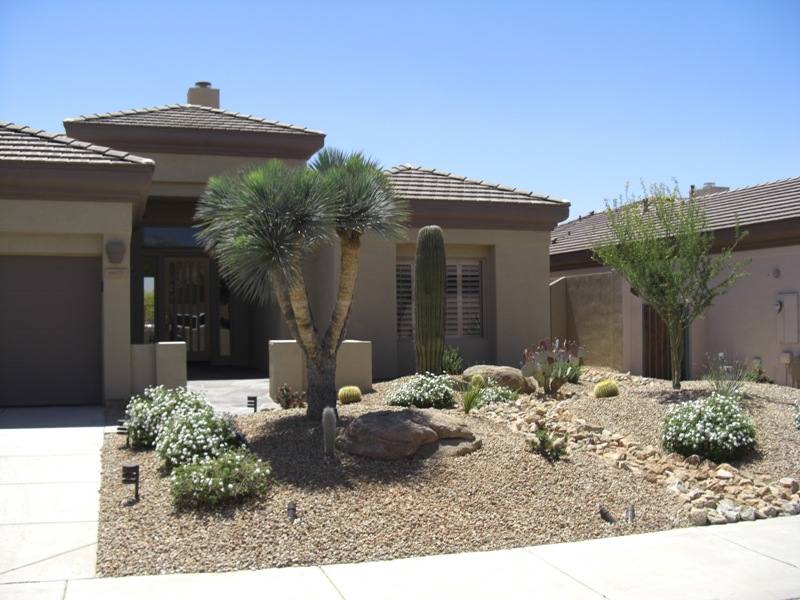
<box><xmin>0</xmin><ymin>407</ymin><xmax>104</xmax><ymax>589</ymax></box>
<box><xmin>2</xmin><ymin>516</ymin><xmax>799</xmax><ymax>600</ymax></box>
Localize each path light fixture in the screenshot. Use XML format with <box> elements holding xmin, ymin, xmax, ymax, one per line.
<box><xmin>287</xmin><ymin>501</ymin><xmax>297</xmax><ymax>523</ymax></box>
<box><xmin>247</xmin><ymin>395</ymin><xmax>258</xmax><ymax>413</ymax></box>
<box><xmin>122</xmin><ymin>464</ymin><xmax>140</xmax><ymax>503</ymax></box>
<box><xmin>116</xmin><ymin>419</ymin><xmax>129</xmax><ymax>447</ymax></box>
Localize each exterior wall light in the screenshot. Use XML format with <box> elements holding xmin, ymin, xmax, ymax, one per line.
<box><xmin>105</xmin><ymin>240</ymin><xmax>126</xmax><ymax>264</ymax></box>
<box><xmin>247</xmin><ymin>395</ymin><xmax>258</xmax><ymax>413</ymax></box>
<box><xmin>775</xmin><ymin>300</ymin><xmax>783</xmax><ymax>314</ymax></box>
<box><xmin>122</xmin><ymin>463</ymin><xmax>140</xmax><ymax>503</ymax></box>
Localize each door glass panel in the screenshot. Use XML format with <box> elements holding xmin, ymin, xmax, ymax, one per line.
<box><xmin>143</xmin><ymin>256</ymin><xmax>156</xmax><ymax>343</ymax></box>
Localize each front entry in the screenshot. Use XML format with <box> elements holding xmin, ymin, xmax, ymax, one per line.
<box><xmin>163</xmin><ymin>257</ymin><xmax>211</xmax><ymax>361</ymax></box>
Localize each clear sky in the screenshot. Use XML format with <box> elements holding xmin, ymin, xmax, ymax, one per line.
<box><xmin>1</xmin><ymin>0</ymin><xmax>798</xmax><ymax>218</ymax></box>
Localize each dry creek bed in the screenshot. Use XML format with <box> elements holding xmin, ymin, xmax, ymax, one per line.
<box><xmin>97</xmin><ymin>372</ymin><xmax>800</xmax><ymax>577</ymax></box>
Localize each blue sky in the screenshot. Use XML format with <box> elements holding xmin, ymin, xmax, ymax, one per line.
<box><xmin>1</xmin><ymin>0</ymin><xmax>798</xmax><ymax>217</ymax></box>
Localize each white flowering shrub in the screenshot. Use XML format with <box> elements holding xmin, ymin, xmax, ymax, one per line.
<box><xmin>156</xmin><ymin>405</ymin><xmax>240</xmax><ymax>468</ymax></box>
<box><xmin>478</xmin><ymin>379</ymin><xmax>519</xmax><ymax>404</ymax></box>
<box><xmin>388</xmin><ymin>373</ymin><xmax>455</xmax><ymax>409</ymax></box>
<box><xmin>662</xmin><ymin>393</ymin><xmax>756</xmax><ymax>461</ymax></box>
<box><xmin>170</xmin><ymin>448</ymin><xmax>271</xmax><ymax>510</ymax></box>
<box><xmin>125</xmin><ymin>386</ymin><xmax>208</xmax><ymax>448</ymax></box>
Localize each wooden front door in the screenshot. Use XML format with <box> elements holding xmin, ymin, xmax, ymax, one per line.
<box><xmin>164</xmin><ymin>257</ymin><xmax>211</xmax><ymax>361</ymax></box>
<box><xmin>642</xmin><ymin>304</ymin><xmax>672</xmax><ymax>380</ymax></box>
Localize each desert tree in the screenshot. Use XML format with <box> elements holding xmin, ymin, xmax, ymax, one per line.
<box><xmin>593</xmin><ymin>183</ymin><xmax>747</xmax><ymax>389</ymax></box>
<box><xmin>195</xmin><ymin>152</ymin><xmax>408</xmax><ymax>419</ymax></box>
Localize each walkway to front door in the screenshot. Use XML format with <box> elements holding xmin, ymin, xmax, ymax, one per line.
<box><xmin>187</xmin><ymin>366</ymin><xmax>277</xmax><ymax>415</ymax></box>
<box><xmin>0</xmin><ymin>407</ymin><xmax>104</xmax><ymax>585</ymax></box>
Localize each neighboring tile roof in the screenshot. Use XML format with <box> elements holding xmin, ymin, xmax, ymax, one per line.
<box><xmin>0</xmin><ymin>122</ymin><xmax>153</xmax><ymax>165</ymax></box>
<box><xmin>64</xmin><ymin>104</ymin><xmax>324</xmax><ymax>137</ymax></box>
<box><xmin>388</xmin><ymin>164</ymin><xmax>567</xmax><ymax>205</ymax></box>
<box><xmin>551</xmin><ymin>176</ymin><xmax>800</xmax><ymax>255</ymax></box>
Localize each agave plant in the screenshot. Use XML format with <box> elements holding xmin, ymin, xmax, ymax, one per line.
<box><xmin>521</xmin><ymin>339</ymin><xmax>584</xmax><ymax>395</ymax></box>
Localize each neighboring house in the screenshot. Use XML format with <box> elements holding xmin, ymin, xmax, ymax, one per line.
<box><xmin>549</xmin><ymin>177</ymin><xmax>800</xmax><ymax>386</ymax></box>
<box><xmin>0</xmin><ymin>82</ymin><xmax>568</xmax><ymax>407</ymax></box>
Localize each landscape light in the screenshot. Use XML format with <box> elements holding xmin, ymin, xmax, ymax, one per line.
<box><xmin>287</xmin><ymin>501</ymin><xmax>297</xmax><ymax>522</ymax></box>
<box><xmin>247</xmin><ymin>395</ymin><xmax>258</xmax><ymax>413</ymax></box>
<box><xmin>121</xmin><ymin>464</ymin><xmax>140</xmax><ymax>503</ymax></box>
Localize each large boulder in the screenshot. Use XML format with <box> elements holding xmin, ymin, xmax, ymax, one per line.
<box><xmin>337</xmin><ymin>409</ymin><xmax>482</xmax><ymax>460</ymax></box>
<box><xmin>462</xmin><ymin>365</ymin><xmax>536</xmax><ymax>393</ymax></box>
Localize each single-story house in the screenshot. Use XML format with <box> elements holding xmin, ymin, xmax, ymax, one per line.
<box><xmin>549</xmin><ymin>178</ymin><xmax>800</xmax><ymax>386</ymax></box>
<box><xmin>0</xmin><ymin>82</ymin><xmax>568</xmax><ymax>407</ymax></box>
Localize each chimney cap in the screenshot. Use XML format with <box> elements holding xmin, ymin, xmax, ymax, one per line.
<box><xmin>187</xmin><ymin>81</ymin><xmax>220</xmax><ymax>108</ymax></box>
<box><xmin>195</xmin><ymin>81</ymin><xmax>212</xmax><ymax>88</ymax></box>
<box><xmin>703</xmin><ymin>182</ymin><xmax>716</xmax><ymax>188</ymax></box>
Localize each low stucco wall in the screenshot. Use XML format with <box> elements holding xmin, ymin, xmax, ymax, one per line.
<box><xmin>130</xmin><ymin>342</ymin><xmax>188</xmax><ymax>394</ymax></box>
<box><xmin>268</xmin><ymin>340</ymin><xmax>373</xmax><ymax>401</ymax></box>
<box><xmin>550</xmin><ymin>271</ymin><xmax>624</xmax><ymax>371</ymax></box>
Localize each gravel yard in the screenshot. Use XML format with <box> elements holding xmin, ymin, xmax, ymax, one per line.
<box><xmin>97</xmin><ymin>379</ymin><xmax>689</xmax><ymax>578</ymax></box>
<box><xmin>564</xmin><ymin>368</ymin><xmax>800</xmax><ymax>480</ymax></box>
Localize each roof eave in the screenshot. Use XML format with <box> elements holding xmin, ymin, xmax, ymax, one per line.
<box><xmin>63</xmin><ymin>121</ymin><xmax>325</xmax><ymax>160</ymax></box>
<box><xmin>408</xmin><ymin>198</ymin><xmax>569</xmax><ymax>231</ymax></box>
<box><xmin>0</xmin><ymin>160</ymin><xmax>154</xmax><ymax>222</ymax></box>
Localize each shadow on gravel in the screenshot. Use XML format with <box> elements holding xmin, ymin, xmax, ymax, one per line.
<box><xmin>654</xmin><ymin>389</ymin><xmax>707</xmax><ymax>405</ymax></box>
<box><xmin>244</xmin><ymin>413</ymin><xmax>428</xmax><ymax>491</ymax></box>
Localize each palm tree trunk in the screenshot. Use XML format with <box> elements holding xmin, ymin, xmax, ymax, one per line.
<box><xmin>286</xmin><ymin>269</ymin><xmax>320</xmax><ymax>361</ymax></box>
<box><xmin>306</xmin><ymin>353</ymin><xmax>337</xmax><ymax>420</ymax></box>
<box><xmin>322</xmin><ymin>233</ymin><xmax>361</xmax><ymax>353</ymax></box>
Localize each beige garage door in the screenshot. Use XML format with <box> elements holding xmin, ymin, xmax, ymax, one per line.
<box><xmin>0</xmin><ymin>256</ymin><xmax>102</xmax><ymax>406</ymax></box>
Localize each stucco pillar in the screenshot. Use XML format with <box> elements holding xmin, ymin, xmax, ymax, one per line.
<box><xmin>102</xmin><ymin>232</ymin><xmax>132</xmax><ymax>400</ymax></box>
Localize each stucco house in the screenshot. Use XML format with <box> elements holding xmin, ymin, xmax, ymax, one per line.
<box><xmin>549</xmin><ymin>178</ymin><xmax>800</xmax><ymax>386</ymax></box>
<box><xmin>0</xmin><ymin>82</ymin><xmax>568</xmax><ymax>407</ymax></box>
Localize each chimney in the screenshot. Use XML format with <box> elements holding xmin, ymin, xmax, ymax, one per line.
<box><xmin>187</xmin><ymin>81</ymin><xmax>219</xmax><ymax>108</ymax></box>
<box><xmin>694</xmin><ymin>182</ymin><xmax>730</xmax><ymax>197</ymax></box>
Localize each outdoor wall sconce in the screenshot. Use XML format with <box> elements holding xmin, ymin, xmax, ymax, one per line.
<box><xmin>775</xmin><ymin>300</ymin><xmax>784</xmax><ymax>314</ymax></box>
<box><xmin>122</xmin><ymin>463</ymin><xmax>140</xmax><ymax>503</ymax></box>
<box><xmin>105</xmin><ymin>240</ymin><xmax>126</xmax><ymax>264</ymax></box>
<box><xmin>116</xmin><ymin>419</ymin><xmax>129</xmax><ymax>447</ymax></box>
<box><xmin>247</xmin><ymin>395</ymin><xmax>258</xmax><ymax>413</ymax></box>
<box><xmin>287</xmin><ymin>501</ymin><xmax>297</xmax><ymax>523</ymax></box>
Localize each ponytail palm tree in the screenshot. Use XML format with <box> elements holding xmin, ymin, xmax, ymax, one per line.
<box><xmin>195</xmin><ymin>151</ymin><xmax>407</xmax><ymax>420</ymax></box>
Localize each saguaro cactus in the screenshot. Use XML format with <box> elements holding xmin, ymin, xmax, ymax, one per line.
<box><xmin>415</xmin><ymin>225</ymin><xmax>446</xmax><ymax>374</ymax></box>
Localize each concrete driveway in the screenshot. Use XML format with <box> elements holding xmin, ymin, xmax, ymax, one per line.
<box><xmin>0</xmin><ymin>406</ymin><xmax>104</xmax><ymax>585</ymax></box>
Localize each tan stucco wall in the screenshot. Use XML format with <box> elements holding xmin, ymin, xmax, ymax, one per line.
<box><xmin>140</xmin><ymin>152</ymin><xmax>306</xmax><ymax>197</ymax></box>
<box><xmin>552</xmin><ymin>244</ymin><xmax>800</xmax><ymax>384</ymax></box>
<box><xmin>343</xmin><ymin>228</ymin><xmax>552</xmax><ymax>378</ymax></box>
<box><xmin>0</xmin><ymin>198</ymin><xmax>133</xmax><ymax>400</ymax></box>
<box><xmin>550</xmin><ymin>272</ymin><xmax>624</xmax><ymax>370</ymax></box>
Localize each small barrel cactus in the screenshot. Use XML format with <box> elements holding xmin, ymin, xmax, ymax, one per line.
<box><xmin>337</xmin><ymin>385</ymin><xmax>362</xmax><ymax>405</ymax></box>
<box><xmin>322</xmin><ymin>406</ymin><xmax>337</xmax><ymax>457</ymax></box>
<box><xmin>594</xmin><ymin>379</ymin><xmax>620</xmax><ymax>398</ymax></box>
<box><xmin>415</xmin><ymin>225</ymin><xmax>446</xmax><ymax>374</ymax></box>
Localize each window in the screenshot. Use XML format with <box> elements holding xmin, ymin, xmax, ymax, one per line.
<box><xmin>396</xmin><ymin>260</ymin><xmax>483</xmax><ymax>338</ymax></box>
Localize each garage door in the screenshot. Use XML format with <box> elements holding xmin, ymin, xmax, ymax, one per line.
<box><xmin>0</xmin><ymin>256</ymin><xmax>102</xmax><ymax>406</ymax></box>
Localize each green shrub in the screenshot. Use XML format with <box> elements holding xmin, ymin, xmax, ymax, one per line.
<box><xmin>277</xmin><ymin>384</ymin><xmax>306</xmax><ymax>409</ymax></box>
<box><xmin>442</xmin><ymin>345</ymin><xmax>465</xmax><ymax>375</ymax></box>
<box><xmin>661</xmin><ymin>392</ymin><xmax>756</xmax><ymax>462</ymax></box>
<box><xmin>156</xmin><ymin>406</ymin><xmax>240</xmax><ymax>468</ymax></box>
<box><xmin>388</xmin><ymin>373</ymin><xmax>455</xmax><ymax>409</ymax></box>
<box><xmin>125</xmin><ymin>386</ymin><xmax>207</xmax><ymax>448</ymax></box>
<box><xmin>337</xmin><ymin>386</ymin><xmax>362</xmax><ymax>405</ymax></box>
<box><xmin>462</xmin><ymin>385</ymin><xmax>483</xmax><ymax>414</ymax></box>
<box><xmin>527</xmin><ymin>429</ymin><xmax>566</xmax><ymax>462</ymax></box>
<box><xmin>567</xmin><ymin>364</ymin><xmax>581</xmax><ymax>384</ymax></box>
<box><xmin>521</xmin><ymin>339</ymin><xmax>583</xmax><ymax>395</ymax></box>
<box><xmin>593</xmin><ymin>379</ymin><xmax>619</xmax><ymax>398</ymax></box>
<box><xmin>170</xmin><ymin>448</ymin><xmax>271</xmax><ymax>510</ymax></box>
<box><xmin>461</xmin><ymin>377</ymin><xmax>517</xmax><ymax>414</ymax></box>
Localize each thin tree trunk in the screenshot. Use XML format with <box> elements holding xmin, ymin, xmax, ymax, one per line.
<box><xmin>306</xmin><ymin>353</ymin><xmax>337</xmax><ymax>421</ymax></box>
<box><xmin>273</xmin><ymin>278</ymin><xmax>301</xmax><ymax>342</ymax></box>
<box><xmin>668</xmin><ymin>322</ymin><xmax>684</xmax><ymax>390</ymax></box>
<box><xmin>286</xmin><ymin>268</ymin><xmax>319</xmax><ymax>361</ymax></box>
<box><xmin>322</xmin><ymin>233</ymin><xmax>361</xmax><ymax>354</ymax></box>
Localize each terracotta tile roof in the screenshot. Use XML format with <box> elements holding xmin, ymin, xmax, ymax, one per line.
<box><xmin>0</xmin><ymin>122</ymin><xmax>154</xmax><ymax>165</ymax></box>
<box><xmin>551</xmin><ymin>176</ymin><xmax>800</xmax><ymax>255</ymax></box>
<box><xmin>63</xmin><ymin>104</ymin><xmax>324</xmax><ymax>137</ymax></box>
<box><xmin>388</xmin><ymin>164</ymin><xmax>567</xmax><ymax>205</ymax></box>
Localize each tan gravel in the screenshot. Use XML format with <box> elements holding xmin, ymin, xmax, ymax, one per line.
<box><xmin>97</xmin><ymin>380</ymin><xmax>688</xmax><ymax>577</ymax></box>
<box><xmin>564</xmin><ymin>368</ymin><xmax>800</xmax><ymax>480</ymax></box>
